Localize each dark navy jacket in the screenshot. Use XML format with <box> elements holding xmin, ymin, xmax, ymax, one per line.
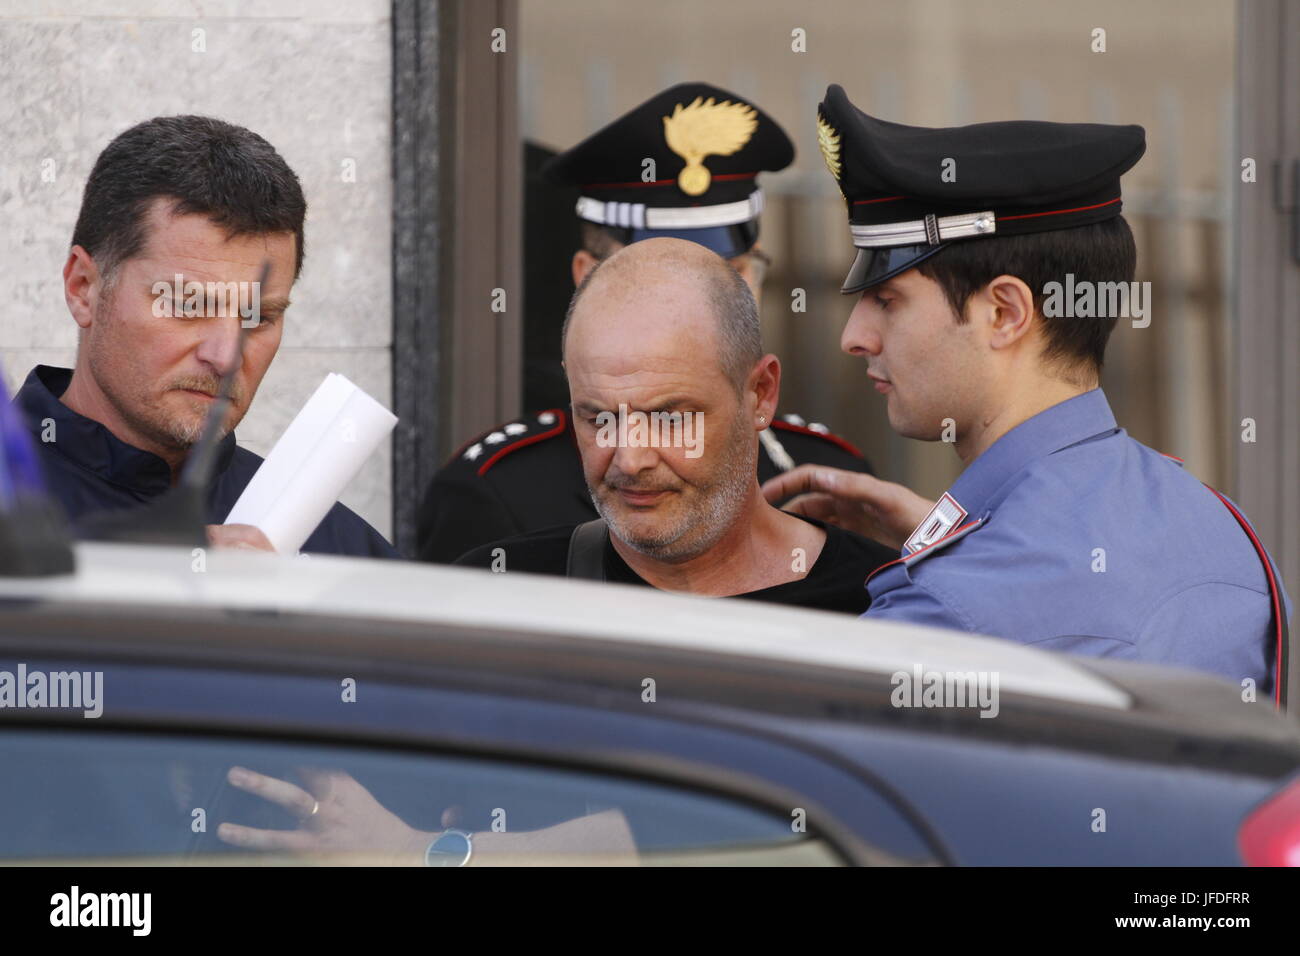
<box><xmin>14</xmin><ymin>366</ymin><xmax>398</xmax><ymax>559</ymax></box>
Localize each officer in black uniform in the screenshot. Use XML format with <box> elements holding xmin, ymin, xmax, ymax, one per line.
<box><xmin>417</xmin><ymin>83</ymin><xmax>874</xmax><ymax>564</ymax></box>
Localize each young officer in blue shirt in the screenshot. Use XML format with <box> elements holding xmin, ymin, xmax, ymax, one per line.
<box><xmin>765</xmin><ymin>85</ymin><xmax>1290</xmax><ymax>704</ymax></box>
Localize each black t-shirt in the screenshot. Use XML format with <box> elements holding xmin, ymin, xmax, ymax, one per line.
<box><xmin>417</xmin><ymin>410</ymin><xmax>877</xmax><ymax>565</ymax></box>
<box><xmin>455</xmin><ymin>514</ymin><xmax>896</xmax><ymax>615</ymax></box>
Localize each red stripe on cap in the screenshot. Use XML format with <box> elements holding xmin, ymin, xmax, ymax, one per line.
<box><xmin>582</xmin><ymin>172</ymin><xmax>758</xmax><ymax>190</ymax></box>
<box><xmin>998</xmin><ymin>196</ymin><xmax>1122</xmax><ymax>221</ymax></box>
<box><xmin>477</xmin><ymin>409</ymin><xmax>568</xmax><ymax>477</ymax></box>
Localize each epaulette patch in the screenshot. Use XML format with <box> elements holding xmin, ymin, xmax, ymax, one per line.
<box><xmin>772</xmin><ymin>413</ymin><xmax>864</xmax><ymax>458</ymax></box>
<box><xmin>454</xmin><ymin>408</ymin><xmax>568</xmax><ymax>477</ymax></box>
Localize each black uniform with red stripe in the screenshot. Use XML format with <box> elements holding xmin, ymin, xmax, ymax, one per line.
<box><xmin>415</xmin><ymin>408</ymin><xmax>874</xmax><ymax>564</ymax></box>
<box><xmin>418</xmin><ymin>84</ymin><xmax>869</xmax><ymax>565</ymax></box>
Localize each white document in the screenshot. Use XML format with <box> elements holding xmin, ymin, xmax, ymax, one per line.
<box><xmin>224</xmin><ymin>373</ymin><xmax>397</xmax><ymax>554</ymax></box>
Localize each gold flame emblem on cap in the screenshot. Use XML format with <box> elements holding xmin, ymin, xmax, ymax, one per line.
<box><xmin>817</xmin><ymin>113</ymin><xmax>842</xmax><ymax>181</ymax></box>
<box><xmin>662</xmin><ymin>96</ymin><xmax>758</xmax><ymax>197</ymax></box>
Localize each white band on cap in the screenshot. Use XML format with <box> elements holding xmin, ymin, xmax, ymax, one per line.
<box><xmin>575</xmin><ymin>198</ymin><xmax>648</xmax><ymax>229</ymax></box>
<box><xmin>575</xmin><ymin>190</ymin><xmax>763</xmax><ymax>231</ymax></box>
<box><xmin>850</xmin><ymin>210</ymin><xmax>997</xmax><ymax>248</ymax></box>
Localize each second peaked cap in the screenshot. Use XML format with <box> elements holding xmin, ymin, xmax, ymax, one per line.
<box><xmin>816</xmin><ymin>83</ymin><xmax>1146</xmax><ymax>293</ymax></box>
<box><xmin>542</xmin><ymin>83</ymin><xmax>794</xmax><ymax>257</ymax></box>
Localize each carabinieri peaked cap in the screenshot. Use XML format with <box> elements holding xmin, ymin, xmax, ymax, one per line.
<box><xmin>816</xmin><ymin>84</ymin><xmax>1147</xmax><ymax>294</ymax></box>
<box><xmin>541</xmin><ymin>82</ymin><xmax>795</xmax><ymax>258</ymax></box>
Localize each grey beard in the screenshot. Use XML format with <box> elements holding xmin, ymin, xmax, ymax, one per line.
<box><xmin>591</xmin><ymin>426</ymin><xmax>756</xmax><ymax>563</ymax></box>
<box><xmin>159</xmin><ymin>413</ymin><xmax>229</xmax><ymax>450</ymax></box>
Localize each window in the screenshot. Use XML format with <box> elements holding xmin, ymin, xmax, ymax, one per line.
<box><xmin>0</xmin><ymin>728</ymin><xmax>843</xmax><ymax>866</ymax></box>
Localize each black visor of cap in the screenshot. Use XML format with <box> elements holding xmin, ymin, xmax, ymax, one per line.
<box><xmin>613</xmin><ymin>220</ymin><xmax>759</xmax><ymax>259</ymax></box>
<box><xmin>841</xmin><ymin>242</ymin><xmax>949</xmax><ymax>295</ymax></box>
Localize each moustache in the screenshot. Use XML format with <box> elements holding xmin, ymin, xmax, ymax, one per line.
<box><xmin>603</xmin><ymin>478</ymin><xmax>680</xmax><ymax>494</ymax></box>
<box><xmin>168</xmin><ymin>376</ymin><xmax>244</xmax><ymax>404</ymax></box>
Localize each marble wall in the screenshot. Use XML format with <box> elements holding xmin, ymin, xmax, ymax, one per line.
<box><xmin>0</xmin><ymin>0</ymin><xmax>395</xmax><ymax>540</ymax></box>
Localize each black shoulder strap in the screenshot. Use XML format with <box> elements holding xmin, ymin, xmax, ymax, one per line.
<box><xmin>565</xmin><ymin>518</ymin><xmax>609</xmax><ymax>581</ymax></box>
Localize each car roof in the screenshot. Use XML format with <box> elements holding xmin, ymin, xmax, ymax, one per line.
<box><xmin>0</xmin><ymin>542</ymin><xmax>1131</xmax><ymax>710</ymax></box>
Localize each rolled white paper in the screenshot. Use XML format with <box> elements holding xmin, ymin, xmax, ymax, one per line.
<box><xmin>224</xmin><ymin>373</ymin><xmax>397</xmax><ymax>553</ymax></box>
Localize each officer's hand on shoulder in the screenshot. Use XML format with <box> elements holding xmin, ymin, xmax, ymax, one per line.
<box><xmin>762</xmin><ymin>465</ymin><xmax>934</xmax><ymax>551</ymax></box>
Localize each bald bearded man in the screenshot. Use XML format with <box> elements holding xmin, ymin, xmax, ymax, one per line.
<box><xmin>456</xmin><ymin>238</ymin><xmax>892</xmax><ymax>613</ymax></box>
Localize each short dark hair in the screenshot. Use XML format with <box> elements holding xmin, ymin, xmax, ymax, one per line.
<box><xmin>71</xmin><ymin>115</ymin><xmax>307</xmax><ymax>282</ymax></box>
<box><xmin>580</xmin><ymin>221</ymin><xmax>625</xmax><ymax>260</ymax></box>
<box><xmin>916</xmin><ymin>216</ymin><xmax>1136</xmax><ymax>375</ymax></box>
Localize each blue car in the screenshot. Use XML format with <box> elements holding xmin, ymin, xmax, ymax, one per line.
<box><xmin>1</xmin><ymin>541</ymin><xmax>1298</xmax><ymax>867</ymax></box>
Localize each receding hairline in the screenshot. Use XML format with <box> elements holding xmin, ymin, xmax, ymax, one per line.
<box><xmin>562</xmin><ymin>239</ymin><xmax>763</xmax><ymax>392</ymax></box>
<box><xmin>588</xmin><ymin>240</ymin><xmax>735</xmax><ymax>295</ymax></box>
<box><xmin>566</xmin><ymin>240</ymin><xmax>741</xmax><ymax>334</ymax></box>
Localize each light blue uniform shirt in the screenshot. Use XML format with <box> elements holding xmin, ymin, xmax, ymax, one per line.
<box><xmin>865</xmin><ymin>389</ymin><xmax>1288</xmax><ymax>694</ymax></box>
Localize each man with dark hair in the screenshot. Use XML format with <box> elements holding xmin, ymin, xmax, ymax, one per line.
<box><xmin>764</xmin><ymin>86</ymin><xmax>1290</xmax><ymax>698</ymax></box>
<box><xmin>916</xmin><ymin>217</ymin><xmax>1136</xmax><ymax>381</ymax></box>
<box><xmin>13</xmin><ymin>115</ymin><xmax>397</xmax><ymax>558</ymax></box>
<box><xmin>457</xmin><ymin>238</ymin><xmax>893</xmax><ymax>612</ymax></box>
<box><xmin>416</xmin><ymin>83</ymin><xmax>874</xmax><ymax>565</ymax></box>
